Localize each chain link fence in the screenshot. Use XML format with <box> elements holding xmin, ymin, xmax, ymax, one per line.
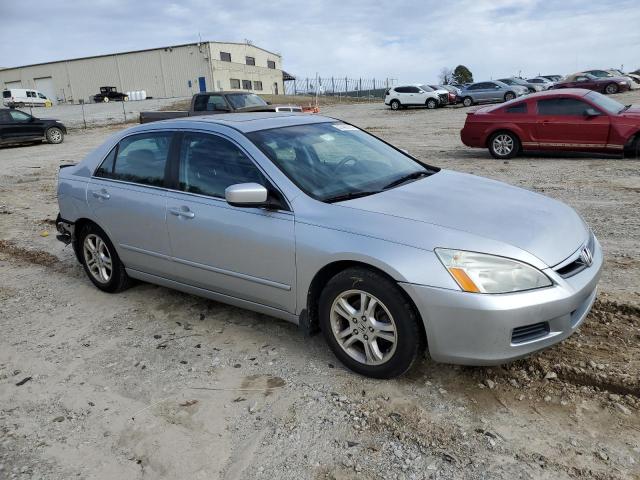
<box><xmin>284</xmin><ymin>76</ymin><xmax>397</xmax><ymax>101</ymax></box>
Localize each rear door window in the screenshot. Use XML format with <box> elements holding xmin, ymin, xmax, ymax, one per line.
<box><xmin>2</xmin><ymin>91</ymin><xmax>11</xmax><ymax>98</ymax></box>
<box><xmin>95</xmin><ymin>132</ymin><xmax>173</xmax><ymax>187</ymax></box>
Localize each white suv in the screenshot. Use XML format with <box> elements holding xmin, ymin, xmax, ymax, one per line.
<box><xmin>384</xmin><ymin>85</ymin><xmax>441</xmax><ymax>110</ymax></box>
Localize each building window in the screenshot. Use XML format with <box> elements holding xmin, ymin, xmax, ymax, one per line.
<box><xmin>230</xmin><ymin>79</ymin><xmax>241</xmax><ymax>89</ymax></box>
<box><xmin>267</xmin><ymin>60</ymin><xmax>276</xmax><ymax>69</ymax></box>
<box><xmin>242</xmin><ymin>80</ymin><xmax>252</xmax><ymax>90</ymax></box>
<box><xmin>220</xmin><ymin>51</ymin><xmax>231</xmax><ymax>62</ymax></box>
<box><xmin>245</xmin><ymin>56</ymin><xmax>255</xmax><ymax>66</ymax></box>
<box><xmin>253</xmin><ymin>81</ymin><xmax>263</xmax><ymax>91</ymax></box>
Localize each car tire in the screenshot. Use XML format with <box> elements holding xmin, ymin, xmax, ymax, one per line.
<box><xmin>605</xmin><ymin>83</ymin><xmax>619</xmax><ymax>94</ymax></box>
<box><xmin>78</xmin><ymin>223</ymin><xmax>131</xmax><ymax>293</ymax></box>
<box><xmin>123</xmin><ymin>96</ymin><xmax>129</xmax><ymax>102</ymax></box>
<box><xmin>426</xmin><ymin>98</ymin><xmax>438</xmax><ymax>109</ymax></box>
<box><xmin>45</xmin><ymin>127</ymin><xmax>64</xmax><ymax>144</ymax></box>
<box><xmin>504</xmin><ymin>92</ymin><xmax>516</xmax><ymax>102</ymax></box>
<box><xmin>488</xmin><ymin>131</ymin><xmax>520</xmax><ymax>159</ymax></box>
<box><xmin>103</xmin><ymin>97</ymin><xmax>110</xmax><ymax>103</ymax></box>
<box><xmin>390</xmin><ymin>99</ymin><xmax>401</xmax><ymax>111</ymax></box>
<box><xmin>462</xmin><ymin>96</ymin><xmax>473</xmax><ymax>107</ymax></box>
<box><xmin>318</xmin><ymin>267</ymin><xmax>424</xmax><ymax>379</ymax></box>
<box><xmin>17</xmin><ymin>102</ymin><xmax>25</xmax><ymax>108</ymax></box>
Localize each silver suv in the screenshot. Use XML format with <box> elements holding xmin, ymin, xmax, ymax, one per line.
<box><xmin>56</xmin><ymin>113</ymin><xmax>601</xmax><ymax>378</ymax></box>
<box><xmin>459</xmin><ymin>81</ymin><xmax>528</xmax><ymax>107</ymax></box>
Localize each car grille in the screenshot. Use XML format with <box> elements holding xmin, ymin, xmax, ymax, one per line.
<box><xmin>438</xmin><ymin>93</ymin><xmax>448</xmax><ymax>104</ymax></box>
<box><xmin>555</xmin><ymin>232</ymin><xmax>596</xmax><ymax>279</ymax></box>
<box><xmin>511</xmin><ymin>321</ymin><xmax>550</xmax><ymax>344</ymax></box>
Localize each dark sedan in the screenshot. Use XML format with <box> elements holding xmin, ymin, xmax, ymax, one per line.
<box><xmin>0</xmin><ymin>108</ymin><xmax>66</xmax><ymax>146</ymax></box>
<box><xmin>552</xmin><ymin>73</ymin><xmax>630</xmax><ymax>94</ymax></box>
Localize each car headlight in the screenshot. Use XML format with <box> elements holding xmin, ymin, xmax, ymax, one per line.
<box><xmin>435</xmin><ymin>249</ymin><xmax>552</xmax><ymax>294</ymax></box>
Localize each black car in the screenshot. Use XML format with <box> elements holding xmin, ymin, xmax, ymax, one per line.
<box><xmin>0</xmin><ymin>108</ymin><xmax>67</xmax><ymax>146</ymax></box>
<box><xmin>93</xmin><ymin>86</ymin><xmax>129</xmax><ymax>103</ymax></box>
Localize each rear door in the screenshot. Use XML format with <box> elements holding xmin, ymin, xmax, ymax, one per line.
<box><xmin>88</xmin><ymin>131</ymin><xmax>174</xmax><ymax>277</ymax></box>
<box><xmin>164</xmin><ymin>130</ymin><xmax>296</xmax><ymax>313</ymax></box>
<box><xmin>534</xmin><ymin>97</ymin><xmax>610</xmax><ymax>150</ymax></box>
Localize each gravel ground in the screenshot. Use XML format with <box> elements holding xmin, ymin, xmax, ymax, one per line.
<box><xmin>1</xmin><ymin>93</ymin><xmax>639</xmax><ymax>480</ymax></box>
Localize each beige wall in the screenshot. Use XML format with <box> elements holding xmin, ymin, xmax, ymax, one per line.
<box><xmin>0</xmin><ymin>42</ymin><xmax>283</xmax><ymax>103</ymax></box>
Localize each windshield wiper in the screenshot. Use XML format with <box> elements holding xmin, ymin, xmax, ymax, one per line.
<box><xmin>383</xmin><ymin>170</ymin><xmax>430</xmax><ymax>190</ymax></box>
<box><xmin>323</xmin><ymin>190</ymin><xmax>382</xmax><ymax>203</ymax></box>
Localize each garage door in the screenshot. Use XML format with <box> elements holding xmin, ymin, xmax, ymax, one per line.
<box><xmin>4</xmin><ymin>80</ymin><xmax>22</xmax><ymax>89</ymax></box>
<box><xmin>34</xmin><ymin>77</ymin><xmax>56</xmax><ymax>103</ymax></box>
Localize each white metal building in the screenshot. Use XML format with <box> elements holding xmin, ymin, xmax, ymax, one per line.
<box><xmin>0</xmin><ymin>42</ymin><xmax>284</xmax><ymax>104</ymax></box>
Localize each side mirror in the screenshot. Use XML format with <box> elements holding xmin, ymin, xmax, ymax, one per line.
<box><xmin>225</xmin><ymin>183</ymin><xmax>268</xmax><ymax>207</ymax></box>
<box><xmin>584</xmin><ymin>108</ymin><xmax>600</xmax><ymax>117</ymax></box>
<box><xmin>29</xmin><ymin>116</ymin><xmax>35</xmax><ymax>122</ymax></box>
<box><xmin>266</xmin><ymin>101</ymin><xmax>272</xmax><ymax>105</ymax></box>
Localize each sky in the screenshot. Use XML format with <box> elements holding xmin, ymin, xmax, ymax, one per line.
<box><xmin>1</xmin><ymin>0</ymin><xmax>639</xmax><ymax>83</ymax></box>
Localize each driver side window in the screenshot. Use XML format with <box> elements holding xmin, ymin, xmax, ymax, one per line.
<box><xmin>9</xmin><ymin>111</ymin><xmax>31</xmax><ymax>122</ymax></box>
<box><xmin>178</xmin><ymin>132</ymin><xmax>266</xmax><ymax>199</ymax></box>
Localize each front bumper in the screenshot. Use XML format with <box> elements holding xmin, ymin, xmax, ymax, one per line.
<box><xmin>400</xmin><ymin>238</ymin><xmax>603</xmax><ymax>365</ymax></box>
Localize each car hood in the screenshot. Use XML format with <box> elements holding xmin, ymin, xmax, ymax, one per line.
<box><xmin>620</xmin><ymin>105</ymin><xmax>640</xmax><ymax>117</ymax></box>
<box><xmin>339</xmin><ymin>170</ymin><xmax>588</xmax><ymax>267</ymax></box>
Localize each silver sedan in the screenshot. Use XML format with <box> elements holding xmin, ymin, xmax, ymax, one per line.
<box><xmin>56</xmin><ymin>113</ymin><xmax>602</xmax><ymax>378</ymax></box>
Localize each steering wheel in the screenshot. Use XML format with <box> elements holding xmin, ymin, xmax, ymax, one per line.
<box><xmin>333</xmin><ymin>156</ymin><xmax>360</xmax><ymax>174</ymax></box>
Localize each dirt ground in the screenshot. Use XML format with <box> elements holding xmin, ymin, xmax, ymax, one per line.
<box><xmin>1</xmin><ymin>91</ymin><xmax>639</xmax><ymax>480</ymax></box>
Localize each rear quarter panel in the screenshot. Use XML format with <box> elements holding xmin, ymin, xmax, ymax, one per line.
<box><xmin>461</xmin><ymin>109</ymin><xmax>535</xmax><ymax>148</ymax></box>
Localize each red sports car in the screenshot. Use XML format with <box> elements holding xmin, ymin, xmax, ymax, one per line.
<box><xmin>551</xmin><ymin>73</ymin><xmax>631</xmax><ymax>95</ymax></box>
<box><xmin>460</xmin><ymin>89</ymin><xmax>640</xmax><ymax>159</ymax></box>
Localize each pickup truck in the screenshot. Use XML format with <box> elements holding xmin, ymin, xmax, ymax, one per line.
<box><xmin>140</xmin><ymin>91</ymin><xmax>302</xmax><ymax>123</ymax></box>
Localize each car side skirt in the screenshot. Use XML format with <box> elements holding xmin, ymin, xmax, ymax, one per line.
<box><xmin>126</xmin><ymin>268</ymin><xmax>299</xmax><ymax>324</ymax></box>
<box><xmin>521</xmin><ymin>142</ymin><xmax>624</xmax><ymax>150</ymax></box>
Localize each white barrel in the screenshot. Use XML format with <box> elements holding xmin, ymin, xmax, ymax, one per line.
<box><xmin>140</xmin><ymin>90</ymin><xmax>147</xmax><ymax>100</ymax></box>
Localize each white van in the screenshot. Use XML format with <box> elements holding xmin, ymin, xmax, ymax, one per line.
<box><xmin>2</xmin><ymin>89</ymin><xmax>52</xmax><ymax>107</ymax></box>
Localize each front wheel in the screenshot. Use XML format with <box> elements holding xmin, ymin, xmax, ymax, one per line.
<box><xmin>504</xmin><ymin>92</ymin><xmax>516</xmax><ymax>101</ymax></box>
<box><xmin>103</xmin><ymin>97</ymin><xmax>110</xmax><ymax>103</ymax></box>
<box><xmin>78</xmin><ymin>223</ymin><xmax>131</xmax><ymax>293</ymax></box>
<box><xmin>462</xmin><ymin>96</ymin><xmax>473</xmax><ymax>107</ymax></box>
<box><xmin>390</xmin><ymin>99</ymin><xmax>401</xmax><ymax>111</ymax></box>
<box><xmin>319</xmin><ymin>268</ymin><xmax>423</xmax><ymax>378</ymax></box>
<box><xmin>426</xmin><ymin>98</ymin><xmax>438</xmax><ymax>109</ymax></box>
<box><xmin>605</xmin><ymin>83</ymin><xmax>619</xmax><ymax>94</ymax></box>
<box><xmin>45</xmin><ymin>127</ymin><xmax>64</xmax><ymax>144</ymax></box>
<box><xmin>489</xmin><ymin>131</ymin><xmax>520</xmax><ymax>159</ymax></box>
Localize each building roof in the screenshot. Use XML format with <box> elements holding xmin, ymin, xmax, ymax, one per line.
<box><xmin>1</xmin><ymin>41</ymin><xmax>281</xmax><ymax>71</ymax></box>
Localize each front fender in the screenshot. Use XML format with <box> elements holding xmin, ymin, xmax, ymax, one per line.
<box><xmin>294</xmin><ymin>221</ymin><xmax>459</xmax><ymax>315</ymax></box>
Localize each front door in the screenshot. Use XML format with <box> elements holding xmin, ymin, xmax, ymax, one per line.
<box><xmin>165</xmin><ymin>131</ymin><xmax>296</xmax><ymax>313</ymax></box>
<box><xmin>5</xmin><ymin>110</ymin><xmax>45</xmax><ymax>140</ymax></box>
<box><xmin>534</xmin><ymin>97</ymin><xmax>610</xmax><ymax>150</ymax></box>
<box><xmin>88</xmin><ymin>131</ymin><xmax>175</xmax><ymax>277</ymax></box>
<box><xmin>198</xmin><ymin>77</ymin><xmax>207</xmax><ymax>92</ymax></box>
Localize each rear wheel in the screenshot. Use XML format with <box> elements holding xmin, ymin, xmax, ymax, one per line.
<box><xmin>319</xmin><ymin>267</ymin><xmax>423</xmax><ymax>379</ymax></box>
<box><xmin>605</xmin><ymin>83</ymin><xmax>619</xmax><ymax>94</ymax></box>
<box><xmin>103</xmin><ymin>97</ymin><xmax>110</xmax><ymax>103</ymax></box>
<box><xmin>426</xmin><ymin>98</ymin><xmax>438</xmax><ymax>109</ymax></box>
<box><xmin>45</xmin><ymin>127</ymin><xmax>64</xmax><ymax>144</ymax></box>
<box><xmin>489</xmin><ymin>131</ymin><xmax>520</xmax><ymax>159</ymax></box>
<box><xmin>78</xmin><ymin>223</ymin><xmax>130</xmax><ymax>293</ymax></box>
<box><xmin>462</xmin><ymin>96</ymin><xmax>473</xmax><ymax>107</ymax></box>
<box><xmin>390</xmin><ymin>99</ymin><xmax>401</xmax><ymax>111</ymax></box>
<box><xmin>504</xmin><ymin>92</ymin><xmax>516</xmax><ymax>101</ymax></box>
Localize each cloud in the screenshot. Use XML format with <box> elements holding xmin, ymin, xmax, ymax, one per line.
<box><xmin>1</xmin><ymin>0</ymin><xmax>639</xmax><ymax>83</ymax></box>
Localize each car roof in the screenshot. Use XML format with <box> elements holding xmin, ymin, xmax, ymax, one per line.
<box><xmin>481</xmin><ymin>88</ymin><xmax>592</xmax><ymax>112</ymax></box>
<box><xmin>139</xmin><ymin>112</ymin><xmax>335</xmax><ymax>133</ymax></box>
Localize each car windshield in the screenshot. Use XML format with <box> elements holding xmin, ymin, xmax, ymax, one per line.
<box><xmin>586</xmin><ymin>91</ymin><xmax>626</xmax><ymax>114</ymax></box>
<box><xmin>418</xmin><ymin>85</ymin><xmax>434</xmax><ymax>92</ymax></box>
<box><xmin>227</xmin><ymin>93</ymin><xmax>268</xmax><ymax>109</ymax></box>
<box><xmin>246</xmin><ymin>122</ymin><xmax>436</xmax><ymax>202</ymax></box>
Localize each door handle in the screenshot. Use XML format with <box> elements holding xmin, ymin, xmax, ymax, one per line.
<box><xmin>91</xmin><ymin>189</ymin><xmax>110</xmax><ymax>200</ymax></box>
<box><xmin>169</xmin><ymin>207</ymin><xmax>195</xmax><ymax>219</ymax></box>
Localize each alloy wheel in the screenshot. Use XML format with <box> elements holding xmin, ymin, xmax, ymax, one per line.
<box><xmin>330</xmin><ymin>290</ymin><xmax>398</xmax><ymax>366</ymax></box>
<box><xmin>492</xmin><ymin>134</ymin><xmax>514</xmax><ymax>156</ymax></box>
<box><xmin>83</xmin><ymin>234</ymin><xmax>113</xmax><ymax>283</ymax></box>
<box><xmin>48</xmin><ymin>129</ymin><xmax>62</xmax><ymax>143</ymax></box>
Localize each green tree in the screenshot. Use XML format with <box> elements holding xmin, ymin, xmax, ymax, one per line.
<box><xmin>452</xmin><ymin>65</ymin><xmax>473</xmax><ymax>85</ymax></box>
